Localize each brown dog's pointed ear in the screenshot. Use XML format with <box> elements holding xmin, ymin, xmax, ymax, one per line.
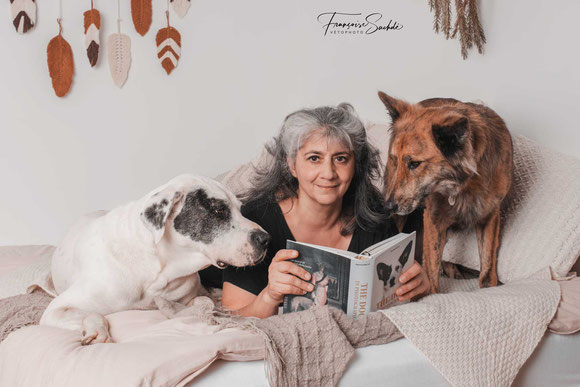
<box><xmin>378</xmin><ymin>91</ymin><xmax>410</xmax><ymax>123</ymax></box>
<box><xmin>432</xmin><ymin>114</ymin><xmax>469</xmax><ymax>159</ymax></box>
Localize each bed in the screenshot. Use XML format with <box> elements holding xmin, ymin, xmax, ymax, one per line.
<box><xmin>1</xmin><ymin>126</ymin><xmax>579</xmax><ymax>386</ymax></box>
<box><xmin>193</xmin><ymin>332</ymin><xmax>580</xmax><ymax>387</ymax></box>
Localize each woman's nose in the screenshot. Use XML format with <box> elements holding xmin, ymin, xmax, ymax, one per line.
<box><xmin>320</xmin><ymin>159</ymin><xmax>337</xmax><ymax>179</ymax></box>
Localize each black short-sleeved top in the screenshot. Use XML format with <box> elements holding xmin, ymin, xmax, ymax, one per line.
<box><xmin>215</xmin><ymin>198</ymin><xmax>399</xmax><ymax>296</ymax></box>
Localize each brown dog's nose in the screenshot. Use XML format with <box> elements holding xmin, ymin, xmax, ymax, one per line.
<box><xmin>250</xmin><ymin>230</ymin><xmax>271</xmax><ymax>250</ymax></box>
<box><xmin>385</xmin><ymin>199</ymin><xmax>398</xmax><ymax>213</ymax></box>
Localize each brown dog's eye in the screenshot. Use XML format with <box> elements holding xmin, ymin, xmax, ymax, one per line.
<box><xmin>408</xmin><ymin>161</ymin><xmax>422</xmax><ymax>170</ymax></box>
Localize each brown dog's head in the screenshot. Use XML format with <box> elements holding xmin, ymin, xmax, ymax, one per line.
<box><xmin>378</xmin><ymin>91</ymin><xmax>477</xmax><ymax>215</ymax></box>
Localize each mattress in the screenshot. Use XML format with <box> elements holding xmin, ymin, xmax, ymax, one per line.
<box><xmin>191</xmin><ymin>332</ymin><xmax>580</xmax><ymax>386</ymax></box>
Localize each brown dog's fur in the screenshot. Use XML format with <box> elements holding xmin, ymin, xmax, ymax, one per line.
<box><xmin>378</xmin><ymin>92</ymin><xmax>513</xmax><ymax>293</ymax></box>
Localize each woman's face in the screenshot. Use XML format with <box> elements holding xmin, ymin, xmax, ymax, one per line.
<box><xmin>289</xmin><ymin>130</ymin><xmax>355</xmax><ymax>207</ymax></box>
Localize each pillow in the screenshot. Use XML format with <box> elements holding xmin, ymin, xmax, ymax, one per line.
<box><xmin>0</xmin><ymin>245</ymin><xmax>54</xmax><ymax>277</ymax></box>
<box><xmin>549</xmin><ymin>276</ymin><xmax>580</xmax><ymax>334</ymax></box>
<box><xmin>442</xmin><ymin>135</ymin><xmax>580</xmax><ymax>282</ymax></box>
<box><xmin>0</xmin><ymin>246</ymin><xmax>54</xmax><ymax>299</ymax></box>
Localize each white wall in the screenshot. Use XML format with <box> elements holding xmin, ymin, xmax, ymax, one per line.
<box><xmin>1</xmin><ymin>0</ymin><xmax>579</xmax><ymax>245</ymax></box>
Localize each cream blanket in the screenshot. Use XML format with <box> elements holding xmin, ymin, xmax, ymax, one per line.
<box><xmin>246</xmin><ymin>277</ymin><xmax>560</xmax><ymax>387</ymax></box>
<box><xmin>382</xmin><ymin>277</ymin><xmax>561</xmax><ymax>387</ymax></box>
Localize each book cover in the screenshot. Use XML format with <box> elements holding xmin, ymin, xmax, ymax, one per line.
<box><xmin>283</xmin><ymin>241</ymin><xmax>351</xmax><ymax>313</ymax></box>
<box><xmin>282</xmin><ymin>232</ymin><xmax>415</xmax><ymax>317</ymax></box>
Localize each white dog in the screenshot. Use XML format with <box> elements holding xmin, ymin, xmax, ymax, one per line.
<box><xmin>39</xmin><ymin>174</ymin><xmax>270</xmax><ymax>345</ymax></box>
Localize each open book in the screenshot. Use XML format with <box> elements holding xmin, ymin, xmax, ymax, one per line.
<box><xmin>282</xmin><ymin>232</ymin><xmax>416</xmax><ymax>319</ymax></box>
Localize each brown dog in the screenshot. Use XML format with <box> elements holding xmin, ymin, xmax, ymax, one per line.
<box><xmin>378</xmin><ymin>92</ymin><xmax>513</xmax><ymax>293</ymax></box>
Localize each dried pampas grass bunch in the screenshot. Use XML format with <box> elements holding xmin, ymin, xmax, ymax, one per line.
<box><xmin>429</xmin><ymin>0</ymin><xmax>486</xmax><ymax>59</ymax></box>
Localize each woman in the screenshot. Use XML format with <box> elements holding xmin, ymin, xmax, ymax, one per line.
<box><xmin>221</xmin><ymin>103</ymin><xmax>429</xmax><ymax>318</ymax></box>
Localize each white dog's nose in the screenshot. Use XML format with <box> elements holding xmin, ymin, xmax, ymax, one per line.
<box><xmin>250</xmin><ymin>230</ymin><xmax>270</xmax><ymax>251</ymax></box>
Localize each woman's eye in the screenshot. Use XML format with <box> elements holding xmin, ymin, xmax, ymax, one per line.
<box><xmin>307</xmin><ymin>155</ymin><xmax>320</xmax><ymax>162</ymax></box>
<box><xmin>335</xmin><ymin>156</ymin><xmax>347</xmax><ymax>163</ymax></box>
<box><xmin>408</xmin><ymin>161</ymin><xmax>422</xmax><ymax>170</ymax></box>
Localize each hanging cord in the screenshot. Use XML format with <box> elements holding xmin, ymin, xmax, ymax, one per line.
<box><xmin>116</xmin><ymin>0</ymin><xmax>121</xmax><ymax>33</ymax></box>
<box><xmin>166</xmin><ymin>0</ymin><xmax>170</xmax><ymax>27</ymax></box>
<box><xmin>57</xmin><ymin>0</ymin><xmax>62</xmax><ymax>34</ymax></box>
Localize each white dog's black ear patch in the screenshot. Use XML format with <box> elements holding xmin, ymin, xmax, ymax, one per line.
<box><xmin>173</xmin><ymin>189</ymin><xmax>232</xmax><ymax>244</ymax></box>
<box><xmin>144</xmin><ymin>198</ymin><xmax>170</xmax><ymax>230</ymax></box>
<box><xmin>141</xmin><ymin>191</ymin><xmax>183</xmax><ymax>244</ymax></box>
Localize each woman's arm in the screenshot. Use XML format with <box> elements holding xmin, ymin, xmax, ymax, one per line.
<box><xmin>222</xmin><ymin>249</ymin><xmax>313</xmax><ymax>318</ymax></box>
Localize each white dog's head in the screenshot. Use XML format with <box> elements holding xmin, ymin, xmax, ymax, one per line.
<box><xmin>139</xmin><ymin>174</ymin><xmax>269</xmax><ymax>269</ymax></box>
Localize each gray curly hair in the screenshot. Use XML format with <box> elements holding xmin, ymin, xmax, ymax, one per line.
<box><xmin>241</xmin><ymin>103</ymin><xmax>388</xmax><ymax>235</ymax></box>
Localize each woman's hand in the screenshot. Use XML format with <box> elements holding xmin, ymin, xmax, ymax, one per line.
<box><xmin>396</xmin><ymin>262</ymin><xmax>430</xmax><ymax>302</ymax></box>
<box><xmin>263</xmin><ymin>249</ymin><xmax>314</xmax><ymax>306</ymax></box>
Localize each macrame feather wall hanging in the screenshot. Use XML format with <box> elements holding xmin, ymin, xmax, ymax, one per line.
<box><xmin>131</xmin><ymin>0</ymin><xmax>152</xmax><ymax>36</ymax></box>
<box><xmin>108</xmin><ymin>0</ymin><xmax>132</xmax><ymax>88</ymax></box>
<box><xmin>156</xmin><ymin>9</ymin><xmax>181</xmax><ymax>75</ymax></box>
<box><xmin>83</xmin><ymin>0</ymin><xmax>101</xmax><ymax>67</ymax></box>
<box><xmin>171</xmin><ymin>0</ymin><xmax>191</xmax><ymax>18</ymax></box>
<box><xmin>10</xmin><ymin>0</ymin><xmax>192</xmax><ymax>95</ymax></box>
<box><xmin>10</xmin><ymin>0</ymin><xmax>36</xmax><ymax>34</ymax></box>
<box><xmin>47</xmin><ymin>15</ymin><xmax>74</xmax><ymax>97</ymax></box>
<box><xmin>429</xmin><ymin>0</ymin><xmax>486</xmax><ymax>59</ymax></box>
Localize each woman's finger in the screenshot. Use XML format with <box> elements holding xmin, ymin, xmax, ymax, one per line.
<box><xmin>398</xmin><ymin>286</ymin><xmax>422</xmax><ymax>302</ymax></box>
<box><xmin>399</xmin><ymin>262</ymin><xmax>421</xmax><ymax>284</ymax></box>
<box><xmin>271</xmin><ymin>281</ymin><xmax>311</xmax><ymax>296</ymax></box>
<box><xmin>276</xmin><ymin>261</ymin><xmax>311</xmax><ymax>281</ymax></box>
<box><xmin>272</xmin><ymin>249</ymin><xmax>299</xmax><ymax>262</ymax></box>
<box><xmin>271</xmin><ymin>271</ymin><xmax>313</xmax><ymax>292</ymax></box>
<box><xmin>396</xmin><ymin>277</ymin><xmax>422</xmax><ymax>298</ymax></box>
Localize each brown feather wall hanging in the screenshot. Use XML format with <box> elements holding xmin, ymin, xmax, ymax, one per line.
<box><xmin>83</xmin><ymin>1</ymin><xmax>101</xmax><ymax>67</ymax></box>
<box><xmin>156</xmin><ymin>11</ymin><xmax>181</xmax><ymax>75</ymax></box>
<box><xmin>47</xmin><ymin>19</ymin><xmax>74</xmax><ymax>97</ymax></box>
<box><xmin>10</xmin><ymin>0</ymin><xmax>36</xmax><ymax>34</ymax></box>
<box><xmin>131</xmin><ymin>0</ymin><xmax>152</xmax><ymax>36</ymax></box>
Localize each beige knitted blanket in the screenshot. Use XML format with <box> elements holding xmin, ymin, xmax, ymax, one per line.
<box><xmin>0</xmin><ymin>290</ymin><xmax>52</xmax><ymax>343</ymax></box>
<box><xmin>240</xmin><ymin>277</ymin><xmax>559</xmax><ymax>387</ymax></box>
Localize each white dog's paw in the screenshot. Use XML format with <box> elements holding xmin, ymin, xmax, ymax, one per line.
<box><xmin>81</xmin><ymin>313</ymin><xmax>113</xmax><ymax>345</ymax></box>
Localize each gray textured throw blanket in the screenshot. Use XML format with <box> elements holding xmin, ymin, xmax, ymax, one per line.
<box><xmin>0</xmin><ymin>290</ymin><xmax>52</xmax><ymax>343</ymax></box>
<box><xmin>253</xmin><ymin>306</ymin><xmax>402</xmax><ymax>387</ymax></box>
<box><xmin>155</xmin><ymin>297</ymin><xmax>403</xmax><ymax>387</ymax></box>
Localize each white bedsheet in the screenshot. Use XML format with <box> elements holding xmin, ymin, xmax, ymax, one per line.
<box><xmin>192</xmin><ymin>332</ymin><xmax>580</xmax><ymax>387</ymax></box>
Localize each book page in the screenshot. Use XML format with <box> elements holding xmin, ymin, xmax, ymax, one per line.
<box><xmin>289</xmin><ymin>241</ymin><xmax>362</xmax><ymax>260</ymax></box>
<box><xmin>361</xmin><ymin>233</ymin><xmax>407</xmax><ymax>256</ymax></box>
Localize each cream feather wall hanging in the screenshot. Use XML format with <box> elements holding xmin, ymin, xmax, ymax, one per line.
<box><xmin>108</xmin><ymin>0</ymin><xmax>131</xmax><ymax>87</ymax></box>
<box><xmin>156</xmin><ymin>9</ymin><xmax>181</xmax><ymax>75</ymax></box>
<box><xmin>83</xmin><ymin>0</ymin><xmax>101</xmax><ymax>67</ymax></box>
<box><xmin>10</xmin><ymin>0</ymin><xmax>36</xmax><ymax>34</ymax></box>
<box><xmin>131</xmin><ymin>0</ymin><xmax>152</xmax><ymax>36</ymax></box>
<box><xmin>47</xmin><ymin>18</ymin><xmax>74</xmax><ymax>97</ymax></box>
<box><xmin>170</xmin><ymin>0</ymin><xmax>190</xmax><ymax>19</ymax></box>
